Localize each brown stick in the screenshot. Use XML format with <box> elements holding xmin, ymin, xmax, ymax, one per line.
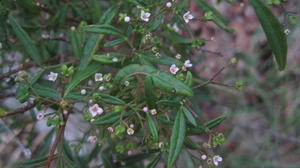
<box><xmin>0</xmin><ymin>93</ymin><xmax>15</xmax><ymax>99</ymax></box>
<box><xmin>0</xmin><ymin>53</ymin><xmax>70</xmax><ymax>80</ymax></box>
<box><xmin>45</xmin><ymin>111</ymin><xmax>69</xmax><ymax>168</ymax></box>
<box><xmin>0</xmin><ymin>103</ymin><xmax>36</xmax><ymax>118</ymax></box>
<box><xmin>193</xmin><ymin>66</ymin><xmax>226</xmax><ymax>89</ymax></box>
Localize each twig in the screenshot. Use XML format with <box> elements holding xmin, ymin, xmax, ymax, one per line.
<box><xmin>0</xmin><ymin>53</ymin><xmax>70</xmax><ymax>80</ymax></box>
<box><xmin>193</xmin><ymin>66</ymin><xmax>226</xmax><ymax>89</ymax></box>
<box><xmin>0</xmin><ymin>93</ymin><xmax>15</xmax><ymax>99</ymax></box>
<box><xmin>45</xmin><ymin>111</ymin><xmax>70</xmax><ymax>168</ymax></box>
<box><xmin>0</xmin><ymin>103</ymin><xmax>36</xmax><ymax>118</ymax></box>
<box><xmin>210</xmin><ymin>81</ymin><xmax>239</xmax><ymax>90</ymax></box>
<box><xmin>200</xmin><ymin>49</ymin><xmax>224</xmax><ymax>57</ymax></box>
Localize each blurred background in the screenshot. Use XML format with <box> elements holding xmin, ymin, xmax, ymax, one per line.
<box><xmin>0</xmin><ymin>0</ymin><xmax>300</xmax><ymax>167</ymax></box>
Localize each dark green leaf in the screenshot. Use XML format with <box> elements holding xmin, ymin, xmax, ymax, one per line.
<box><xmin>114</xmin><ymin>64</ymin><xmax>156</xmax><ymax>83</ymax></box>
<box><xmin>13</xmin><ymin>155</ymin><xmax>53</xmax><ymax>167</ymax></box>
<box><xmin>146</xmin><ymin>154</ymin><xmax>161</xmax><ymax>168</ymax></box>
<box><xmin>92</xmin><ymin>112</ymin><xmax>124</xmax><ymax>125</ymax></box>
<box><xmin>140</xmin><ymin>53</ymin><xmax>183</xmax><ymax>66</ymax></box>
<box><xmin>92</xmin><ymin>52</ymin><xmax>124</xmax><ymax>64</ymax></box>
<box><xmin>8</xmin><ymin>15</ymin><xmax>42</xmax><ymax>65</ymax></box>
<box><xmin>80</xmin><ymin>24</ymin><xmax>124</xmax><ymax>37</ymax></box>
<box><xmin>167</xmin><ymin>109</ymin><xmax>186</xmax><ymax>168</ymax></box>
<box><xmin>144</xmin><ymin>76</ymin><xmax>156</xmax><ymax>108</ymax></box>
<box><xmin>29</xmin><ymin>69</ymin><xmax>45</xmax><ymax>85</ymax></box>
<box><xmin>64</xmin><ymin>63</ymin><xmax>101</xmax><ymax>97</ymax></box>
<box><xmin>206</xmin><ymin>112</ymin><xmax>228</xmax><ymax>129</ymax></box>
<box><xmin>182</xmin><ymin>107</ymin><xmax>197</xmax><ymax>126</ymax></box>
<box><xmin>250</xmin><ymin>0</ymin><xmax>287</xmax><ymax>70</ymax></box>
<box><xmin>98</xmin><ymin>93</ymin><xmax>125</xmax><ymax>105</ymax></box>
<box><xmin>146</xmin><ymin>113</ymin><xmax>159</xmax><ymax>142</ymax></box>
<box><xmin>104</xmin><ymin>38</ymin><xmax>125</xmax><ymax>48</ymax></box>
<box><xmin>69</xmin><ymin>30</ymin><xmax>82</xmax><ymax>59</ymax></box>
<box><xmin>16</xmin><ymin>83</ymin><xmax>29</xmax><ymax>103</ymax></box>
<box><xmin>151</xmin><ymin>71</ymin><xmax>193</xmax><ymax>97</ymax></box>
<box><xmin>184</xmin><ymin>71</ymin><xmax>193</xmax><ymax>87</ymax></box>
<box><xmin>32</xmin><ymin>84</ymin><xmax>61</xmax><ymax>99</ymax></box>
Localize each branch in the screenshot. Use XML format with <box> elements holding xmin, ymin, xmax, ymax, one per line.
<box><xmin>45</xmin><ymin>111</ymin><xmax>70</xmax><ymax>168</ymax></box>
<box><xmin>0</xmin><ymin>53</ymin><xmax>70</xmax><ymax>80</ymax></box>
<box><xmin>0</xmin><ymin>93</ymin><xmax>15</xmax><ymax>99</ymax></box>
<box><xmin>193</xmin><ymin>66</ymin><xmax>226</xmax><ymax>89</ymax></box>
<box><xmin>0</xmin><ymin>103</ymin><xmax>36</xmax><ymax>118</ymax></box>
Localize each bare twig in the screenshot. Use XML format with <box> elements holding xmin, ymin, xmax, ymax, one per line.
<box><xmin>200</xmin><ymin>48</ymin><xmax>224</xmax><ymax>57</ymax></box>
<box><xmin>193</xmin><ymin>66</ymin><xmax>226</xmax><ymax>89</ymax></box>
<box><xmin>0</xmin><ymin>93</ymin><xmax>15</xmax><ymax>99</ymax></box>
<box><xmin>0</xmin><ymin>103</ymin><xmax>36</xmax><ymax>118</ymax></box>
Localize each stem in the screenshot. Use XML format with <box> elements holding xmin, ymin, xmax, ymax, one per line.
<box><xmin>0</xmin><ymin>103</ymin><xmax>36</xmax><ymax>118</ymax></box>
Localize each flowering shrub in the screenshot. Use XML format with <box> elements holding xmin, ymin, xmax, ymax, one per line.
<box><xmin>0</xmin><ymin>0</ymin><xmax>295</xmax><ymax>167</ymax></box>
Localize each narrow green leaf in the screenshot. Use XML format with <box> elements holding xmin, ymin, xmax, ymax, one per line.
<box><xmin>114</xmin><ymin>64</ymin><xmax>156</xmax><ymax>83</ymax></box>
<box><xmin>64</xmin><ymin>64</ymin><xmax>101</xmax><ymax>97</ymax></box>
<box><xmin>91</xmin><ymin>112</ymin><xmax>121</xmax><ymax>125</ymax></box>
<box><xmin>146</xmin><ymin>113</ymin><xmax>159</xmax><ymax>142</ymax></box>
<box><xmin>167</xmin><ymin>109</ymin><xmax>186</xmax><ymax>168</ymax></box>
<box><xmin>184</xmin><ymin>71</ymin><xmax>193</xmax><ymax>87</ymax></box>
<box><xmin>13</xmin><ymin>155</ymin><xmax>52</xmax><ymax>167</ymax></box>
<box><xmin>140</xmin><ymin>53</ymin><xmax>183</xmax><ymax>66</ymax></box>
<box><xmin>97</xmin><ymin>93</ymin><xmax>125</xmax><ymax>105</ymax></box>
<box><xmin>146</xmin><ymin>154</ymin><xmax>161</xmax><ymax>168</ymax></box>
<box><xmin>16</xmin><ymin>83</ymin><xmax>29</xmax><ymax>103</ymax></box>
<box><xmin>80</xmin><ymin>24</ymin><xmax>124</xmax><ymax>37</ymax></box>
<box><xmin>195</xmin><ymin>0</ymin><xmax>233</xmax><ymax>32</ymax></box>
<box><xmin>8</xmin><ymin>15</ymin><xmax>42</xmax><ymax>65</ymax></box>
<box><xmin>69</xmin><ymin>29</ymin><xmax>82</xmax><ymax>59</ymax></box>
<box><xmin>182</xmin><ymin>107</ymin><xmax>197</xmax><ymax>126</ymax></box>
<box><xmin>151</xmin><ymin>71</ymin><xmax>193</xmax><ymax>97</ymax></box>
<box><xmin>104</xmin><ymin>38</ymin><xmax>125</xmax><ymax>48</ymax></box>
<box><xmin>29</xmin><ymin>69</ymin><xmax>45</xmax><ymax>85</ymax></box>
<box><xmin>156</xmin><ymin>100</ymin><xmax>181</xmax><ymax>107</ymax></box>
<box><xmin>206</xmin><ymin>112</ymin><xmax>228</xmax><ymax>129</ymax></box>
<box><xmin>78</xmin><ymin>5</ymin><xmax>118</xmax><ymax>70</ymax></box>
<box><xmin>144</xmin><ymin>76</ymin><xmax>156</xmax><ymax>108</ymax></box>
<box><xmin>101</xmin><ymin>148</ymin><xmax>117</xmax><ymax>168</ymax></box>
<box><xmin>92</xmin><ymin>52</ymin><xmax>124</xmax><ymax>64</ymax></box>
<box><xmin>32</xmin><ymin>84</ymin><xmax>61</xmax><ymax>99</ymax></box>
<box><xmin>250</xmin><ymin>0</ymin><xmax>287</xmax><ymax>70</ymax></box>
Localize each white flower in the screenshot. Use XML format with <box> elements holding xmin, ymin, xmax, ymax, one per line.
<box><xmin>158</xmin><ymin>142</ymin><xmax>164</xmax><ymax>148</ymax></box>
<box><xmin>124</xmin><ymin>81</ymin><xmax>130</xmax><ymax>86</ymax></box>
<box><xmin>89</xmin><ymin>99</ymin><xmax>93</xmax><ymax>104</ymax></box>
<box><xmin>70</xmin><ymin>26</ymin><xmax>76</xmax><ymax>31</ymax></box>
<box><xmin>130</xmin><ymin>124</ymin><xmax>135</xmax><ymax>128</ymax></box>
<box><xmin>36</xmin><ymin>113</ymin><xmax>44</xmax><ymax>120</ymax></box>
<box><xmin>166</xmin><ymin>2</ymin><xmax>172</xmax><ymax>8</ymax></box>
<box><xmin>155</xmin><ymin>52</ymin><xmax>161</xmax><ymax>58</ymax></box>
<box><xmin>201</xmin><ymin>155</ymin><xmax>207</xmax><ymax>160</ymax></box>
<box><xmin>95</xmin><ymin>73</ymin><xmax>103</xmax><ymax>82</ymax></box>
<box><xmin>88</xmin><ymin>80</ymin><xmax>93</xmax><ymax>86</ymax></box>
<box><xmin>80</xmin><ymin>89</ymin><xmax>87</xmax><ymax>95</ymax></box>
<box><xmin>150</xmin><ymin>109</ymin><xmax>157</xmax><ymax>115</ymax></box>
<box><xmin>48</xmin><ymin>72</ymin><xmax>58</xmax><ymax>81</ymax></box>
<box><xmin>41</xmin><ymin>34</ymin><xmax>49</xmax><ymax>39</ymax></box>
<box><xmin>87</xmin><ymin>136</ymin><xmax>97</xmax><ymax>143</ymax></box>
<box><xmin>172</xmin><ymin>24</ymin><xmax>180</xmax><ymax>32</ymax></box>
<box><xmin>88</xmin><ymin>104</ymin><xmax>103</xmax><ymax>117</ymax></box>
<box><xmin>284</xmin><ymin>29</ymin><xmax>290</xmax><ymax>35</ymax></box>
<box><xmin>127</xmin><ymin>128</ymin><xmax>135</xmax><ymax>135</ymax></box>
<box><xmin>212</xmin><ymin>155</ymin><xmax>223</xmax><ymax>166</ymax></box>
<box><xmin>140</xmin><ymin>10</ymin><xmax>151</xmax><ymax>22</ymax></box>
<box><xmin>143</xmin><ymin>106</ymin><xmax>149</xmax><ymax>112</ymax></box>
<box><xmin>170</xmin><ymin>64</ymin><xmax>179</xmax><ymax>75</ymax></box>
<box><xmin>184</xmin><ymin>60</ymin><xmax>193</xmax><ymax>68</ymax></box>
<box><xmin>183</xmin><ymin>11</ymin><xmax>194</xmax><ymax>23</ymax></box>
<box><xmin>175</xmin><ymin>54</ymin><xmax>181</xmax><ymax>59</ymax></box>
<box><xmin>107</xmin><ymin>127</ymin><xmax>114</xmax><ymax>133</ymax></box>
<box><xmin>112</xmin><ymin>57</ymin><xmax>118</xmax><ymax>62</ymax></box>
<box><xmin>124</xmin><ymin>16</ymin><xmax>131</xmax><ymax>22</ymax></box>
<box><xmin>99</xmin><ymin>86</ymin><xmax>105</xmax><ymax>91</ymax></box>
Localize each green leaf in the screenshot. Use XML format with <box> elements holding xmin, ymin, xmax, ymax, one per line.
<box><xmin>80</xmin><ymin>24</ymin><xmax>124</xmax><ymax>37</ymax></box>
<box><xmin>64</xmin><ymin>92</ymin><xmax>84</xmax><ymax>101</ymax></box>
<box><xmin>16</xmin><ymin>83</ymin><xmax>29</xmax><ymax>103</ymax></box>
<box><xmin>114</xmin><ymin>64</ymin><xmax>156</xmax><ymax>83</ymax></box>
<box><xmin>156</xmin><ymin>100</ymin><xmax>181</xmax><ymax>107</ymax></box>
<box><xmin>104</xmin><ymin>38</ymin><xmax>125</xmax><ymax>48</ymax></box>
<box><xmin>184</xmin><ymin>71</ymin><xmax>193</xmax><ymax>87</ymax></box>
<box><xmin>13</xmin><ymin>155</ymin><xmax>52</xmax><ymax>167</ymax></box>
<box><xmin>206</xmin><ymin>112</ymin><xmax>228</xmax><ymax>129</ymax></box>
<box><xmin>69</xmin><ymin>29</ymin><xmax>82</xmax><ymax>59</ymax></box>
<box><xmin>144</xmin><ymin>76</ymin><xmax>156</xmax><ymax>108</ymax></box>
<box><xmin>8</xmin><ymin>15</ymin><xmax>42</xmax><ymax>65</ymax></box>
<box><xmin>249</xmin><ymin>0</ymin><xmax>287</xmax><ymax>70</ymax></box>
<box><xmin>146</xmin><ymin>113</ymin><xmax>159</xmax><ymax>142</ymax></box>
<box><xmin>78</xmin><ymin>5</ymin><xmax>118</xmax><ymax>70</ymax></box>
<box><xmin>151</xmin><ymin>71</ymin><xmax>193</xmax><ymax>97</ymax></box>
<box><xmin>97</xmin><ymin>93</ymin><xmax>125</xmax><ymax>105</ymax></box>
<box><xmin>32</xmin><ymin>84</ymin><xmax>61</xmax><ymax>99</ymax></box>
<box><xmin>182</xmin><ymin>107</ymin><xmax>197</xmax><ymax>126</ymax></box>
<box><xmin>92</xmin><ymin>112</ymin><xmax>131</xmax><ymax>125</ymax></box>
<box><xmin>64</xmin><ymin>64</ymin><xmax>101</xmax><ymax>97</ymax></box>
<box><xmin>164</xmin><ymin>31</ymin><xmax>193</xmax><ymax>44</ymax></box>
<box><xmin>146</xmin><ymin>154</ymin><xmax>161</xmax><ymax>168</ymax></box>
<box><xmin>167</xmin><ymin>109</ymin><xmax>186</xmax><ymax>168</ymax></box>
<box><xmin>29</xmin><ymin>69</ymin><xmax>45</xmax><ymax>85</ymax></box>
<box><xmin>92</xmin><ymin>52</ymin><xmax>124</xmax><ymax>64</ymax></box>
<box><xmin>101</xmin><ymin>148</ymin><xmax>117</xmax><ymax>168</ymax></box>
<box><xmin>140</xmin><ymin>53</ymin><xmax>183</xmax><ymax>66</ymax></box>
<box><xmin>195</xmin><ymin>0</ymin><xmax>233</xmax><ymax>32</ymax></box>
